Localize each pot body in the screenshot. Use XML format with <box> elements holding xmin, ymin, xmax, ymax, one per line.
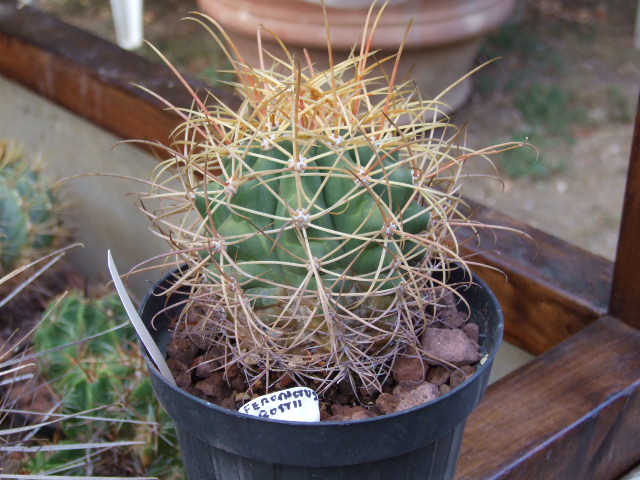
<box><xmin>196</xmin><ymin>0</ymin><xmax>516</xmax><ymax>111</ymax></box>
<box><xmin>138</xmin><ymin>267</ymin><xmax>503</xmax><ymax>479</ymax></box>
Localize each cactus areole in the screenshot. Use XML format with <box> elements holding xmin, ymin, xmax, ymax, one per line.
<box><xmin>140</xmin><ymin>10</ymin><xmax>513</xmax><ymax>398</ymax></box>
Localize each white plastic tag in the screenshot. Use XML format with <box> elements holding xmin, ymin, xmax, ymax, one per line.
<box><xmin>107</xmin><ymin>250</ymin><xmax>176</xmax><ymax>386</ymax></box>
<box><xmin>239</xmin><ymin>387</ymin><xmax>320</xmax><ymax>422</ymax></box>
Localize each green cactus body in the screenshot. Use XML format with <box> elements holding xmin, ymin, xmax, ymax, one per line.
<box><xmin>0</xmin><ymin>141</ymin><xmax>61</xmax><ymax>273</ymax></box>
<box><xmin>0</xmin><ymin>183</ymin><xmax>29</xmax><ymax>268</ymax></box>
<box><xmin>196</xmin><ymin>137</ymin><xmax>429</xmax><ymax>287</ymax></box>
<box><xmin>34</xmin><ymin>294</ymin><xmax>125</xmax><ymax>379</ymax></box>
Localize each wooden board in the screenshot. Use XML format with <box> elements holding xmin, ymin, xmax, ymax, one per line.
<box><xmin>610</xmin><ymin>93</ymin><xmax>640</xmax><ymax>330</ymax></box>
<box><xmin>456</xmin><ymin>315</ymin><xmax>640</xmax><ymax>479</ymax></box>
<box><xmin>460</xmin><ymin>200</ymin><xmax>613</xmax><ymax>354</ymax></box>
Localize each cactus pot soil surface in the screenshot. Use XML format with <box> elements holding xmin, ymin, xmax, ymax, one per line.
<box><xmin>137</xmin><ymin>266</ymin><xmax>503</xmax><ymax>480</ymax></box>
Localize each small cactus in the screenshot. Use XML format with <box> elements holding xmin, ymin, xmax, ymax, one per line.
<box><xmin>34</xmin><ymin>293</ymin><xmax>134</xmax><ymax>412</ymax></box>
<box><xmin>31</xmin><ymin>293</ymin><xmax>183</xmax><ymax>478</ymax></box>
<box><xmin>0</xmin><ymin>140</ymin><xmax>63</xmax><ymax>274</ymax></box>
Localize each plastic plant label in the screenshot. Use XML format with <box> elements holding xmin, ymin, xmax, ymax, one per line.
<box><xmin>239</xmin><ymin>387</ymin><xmax>320</xmax><ymax>422</ymax></box>
<box><xmin>107</xmin><ymin>250</ymin><xmax>176</xmax><ymax>386</ymax></box>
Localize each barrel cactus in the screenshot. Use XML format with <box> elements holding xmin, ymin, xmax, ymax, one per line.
<box><xmin>140</xmin><ymin>13</ymin><xmax>514</xmax><ymax>395</ymax></box>
<box><xmin>34</xmin><ymin>293</ymin><xmax>134</xmax><ymax>411</ymax></box>
<box><xmin>0</xmin><ymin>140</ymin><xmax>63</xmax><ymax>274</ymax></box>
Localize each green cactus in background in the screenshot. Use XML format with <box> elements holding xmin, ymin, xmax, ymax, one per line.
<box><xmin>0</xmin><ymin>140</ymin><xmax>64</xmax><ymax>274</ymax></box>
<box><xmin>30</xmin><ymin>293</ymin><xmax>183</xmax><ymax>478</ymax></box>
<box><xmin>140</xmin><ymin>12</ymin><xmax>518</xmax><ymax>395</ymax></box>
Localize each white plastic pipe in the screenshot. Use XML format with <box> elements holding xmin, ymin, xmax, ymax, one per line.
<box><xmin>635</xmin><ymin>0</ymin><xmax>640</xmax><ymax>49</ymax></box>
<box><xmin>110</xmin><ymin>0</ymin><xmax>144</xmax><ymax>50</ymax></box>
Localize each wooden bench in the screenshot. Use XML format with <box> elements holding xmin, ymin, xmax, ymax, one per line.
<box><xmin>1</xmin><ymin>3</ymin><xmax>638</xmax><ymax>478</ymax></box>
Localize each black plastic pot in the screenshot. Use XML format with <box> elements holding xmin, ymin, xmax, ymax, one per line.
<box><xmin>138</xmin><ymin>267</ymin><xmax>503</xmax><ymax>480</ymax></box>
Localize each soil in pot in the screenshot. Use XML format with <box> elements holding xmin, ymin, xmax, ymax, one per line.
<box><xmin>163</xmin><ymin>288</ymin><xmax>484</xmax><ymax>421</ymax></box>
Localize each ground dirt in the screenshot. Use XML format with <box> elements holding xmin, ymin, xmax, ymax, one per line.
<box><xmin>36</xmin><ymin>0</ymin><xmax>640</xmax><ymax>260</ymax></box>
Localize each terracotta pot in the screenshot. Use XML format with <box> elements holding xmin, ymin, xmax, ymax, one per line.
<box><xmin>196</xmin><ymin>0</ymin><xmax>516</xmax><ymax>111</ymax></box>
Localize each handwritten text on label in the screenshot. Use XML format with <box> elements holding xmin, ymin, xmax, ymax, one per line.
<box><xmin>238</xmin><ymin>387</ymin><xmax>320</xmax><ymax>422</ymax></box>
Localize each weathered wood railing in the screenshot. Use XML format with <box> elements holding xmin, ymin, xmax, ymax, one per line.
<box><xmin>1</xmin><ymin>2</ymin><xmax>638</xmax><ymax>478</ymax></box>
